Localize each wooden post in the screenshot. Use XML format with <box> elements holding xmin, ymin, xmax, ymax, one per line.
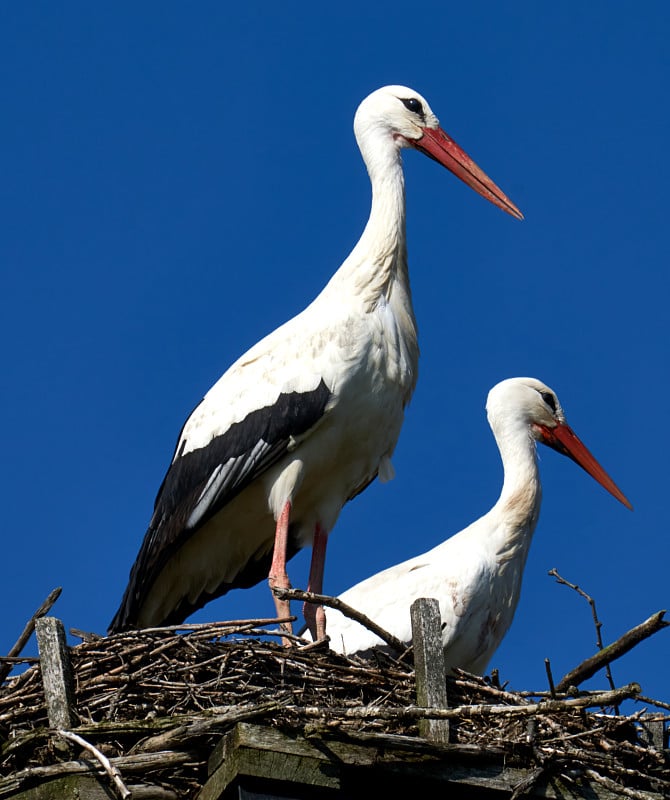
<box><xmin>35</xmin><ymin>616</ymin><xmax>76</xmax><ymax>729</ymax></box>
<box><xmin>638</xmin><ymin>716</ymin><xmax>666</xmax><ymax>750</ymax></box>
<box><xmin>410</xmin><ymin>598</ymin><xmax>449</xmax><ymax>744</ymax></box>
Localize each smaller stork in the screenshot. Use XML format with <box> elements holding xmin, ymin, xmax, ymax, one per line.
<box><xmin>321</xmin><ymin>378</ymin><xmax>631</xmax><ymax>672</ymax></box>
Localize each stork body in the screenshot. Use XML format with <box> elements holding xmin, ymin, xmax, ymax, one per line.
<box><xmin>109</xmin><ymin>86</ymin><xmax>522</xmax><ymax>637</ymax></box>
<box><xmin>323</xmin><ymin>378</ymin><xmax>631</xmax><ymax>671</ymax></box>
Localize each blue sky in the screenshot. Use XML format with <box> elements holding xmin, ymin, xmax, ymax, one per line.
<box><xmin>2</xmin><ymin>3</ymin><xmax>668</xmax><ymax>704</ymax></box>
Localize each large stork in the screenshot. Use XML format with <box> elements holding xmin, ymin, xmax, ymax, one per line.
<box><xmin>109</xmin><ymin>86</ymin><xmax>522</xmax><ymax>638</ymax></box>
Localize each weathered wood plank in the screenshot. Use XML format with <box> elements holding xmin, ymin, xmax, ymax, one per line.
<box><xmin>200</xmin><ymin>723</ymin><xmax>641</xmax><ymax>800</ymax></box>
<box><xmin>7</xmin><ymin>775</ymin><xmax>178</xmax><ymax>799</ymax></box>
<box><xmin>34</xmin><ymin>617</ymin><xmax>76</xmax><ymax>730</ymax></box>
<box><xmin>410</xmin><ymin>598</ymin><xmax>449</xmax><ymax>744</ymax></box>
<box><xmin>6</xmin><ymin>774</ymin><xmax>114</xmax><ymax>800</ymax></box>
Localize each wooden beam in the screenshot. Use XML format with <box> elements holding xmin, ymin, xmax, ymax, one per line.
<box><xmin>410</xmin><ymin>598</ymin><xmax>449</xmax><ymax>744</ymax></box>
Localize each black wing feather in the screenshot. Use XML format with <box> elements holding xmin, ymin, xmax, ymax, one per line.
<box><xmin>109</xmin><ymin>379</ymin><xmax>331</xmax><ymax>632</ymax></box>
<box><xmin>147</xmin><ymin>522</ymin><xmax>303</xmax><ymax>627</ymax></box>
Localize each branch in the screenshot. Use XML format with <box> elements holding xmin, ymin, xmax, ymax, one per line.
<box><xmin>105</xmin><ymin>616</ymin><xmax>296</xmax><ymax>636</ymax></box>
<box><xmin>136</xmin><ymin>700</ymin><xmax>284</xmax><ymax>752</ymax></box>
<box><xmin>285</xmin><ymin>682</ymin><xmax>640</xmax><ymax>721</ymax></box>
<box><xmin>0</xmin><ymin>587</ymin><xmax>62</xmax><ymax>684</ymax></box>
<box><xmin>583</xmin><ymin>768</ymin><xmax>660</xmax><ymax>800</ymax></box>
<box><xmin>549</xmin><ymin>568</ymin><xmax>616</xmax><ymax>692</ymax></box>
<box><xmin>544</xmin><ymin>658</ymin><xmax>556</xmax><ymax>697</ymax></box>
<box><xmin>56</xmin><ymin>730</ymin><xmax>131</xmax><ymax>799</ymax></box>
<box><xmin>556</xmin><ymin>611</ymin><xmax>669</xmax><ymax>692</ymax></box>
<box><xmin>272</xmin><ymin>587</ymin><xmax>407</xmax><ymax>655</ymax></box>
<box><xmin>637</xmin><ymin>695</ymin><xmax>670</xmax><ymax>712</ymax></box>
<box><xmin>0</xmin><ymin>749</ymin><xmax>193</xmax><ymax>797</ymax></box>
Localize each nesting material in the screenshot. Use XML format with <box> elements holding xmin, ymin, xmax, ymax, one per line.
<box><xmin>1</xmin><ymin>621</ymin><xmax>668</xmax><ymax>799</ymax></box>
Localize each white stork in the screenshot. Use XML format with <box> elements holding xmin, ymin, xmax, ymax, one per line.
<box><xmin>109</xmin><ymin>86</ymin><xmax>522</xmax><ymax>638</ymax></box>
<box><xmin>321</xmin><ymin>378</ymin><xmax>631</xmax><ymax>670</ymax></box>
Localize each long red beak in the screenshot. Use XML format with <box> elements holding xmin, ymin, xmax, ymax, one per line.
<box><xmin>535</xmin><ymin>422</ymin><xmax>632</xmax><ymax>510</ymax></box>
<box><xmin>414</xmin><ymin>126</ymin><xmax>523</xmax><ymax>220</ymax></box>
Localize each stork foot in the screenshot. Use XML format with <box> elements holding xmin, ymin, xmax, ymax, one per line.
<box><xmin>305</xmin><ymin>523</ymin><xmax>329</xmax><ymax>642</ymax></box>
<box><xmin>269</xmin><ymin>577</ymin><xmax>294</xmax><ymax>646</ymax></box>
<box><xmin>303</xmin><ymin>601</ymin><xmax>327</xmax><ymax>642</ymax></box>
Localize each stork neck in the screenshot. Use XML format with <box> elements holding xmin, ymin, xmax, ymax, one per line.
<box><xmin>332</xmin><ymin>143</ymin><xmax>410</xmax><ymax>306</ymax></box>
<box><xmin>489</xmin><ymin>421</ymin><xmax>542</xmax><ymax>565</ymax></box>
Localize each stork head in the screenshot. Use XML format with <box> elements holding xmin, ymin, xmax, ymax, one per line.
<box><xmin>487</xmin><ymin>377</ymin><xmax>632</xmax><ymax>509</ymax></box>
<box><xmin>354</xmin><ymin>85</ymin><xmax>523</xmax><ymax>220</ymax></box>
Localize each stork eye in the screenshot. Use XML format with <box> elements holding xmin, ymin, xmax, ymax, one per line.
<box><xmin>401</xmin><ymin>97</ymin><xmax>424</xmax><ymax>115</ymax></box>
<box><xmin>540</xmin><ymin>391</ymin><xmax>557</xmax><ymax>413</ymax></box>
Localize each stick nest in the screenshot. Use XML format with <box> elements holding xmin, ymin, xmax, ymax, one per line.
<box><xmin>1</xmin><ymin>622</ymin><xmax>668</xmax><ymax>799</ymax></box>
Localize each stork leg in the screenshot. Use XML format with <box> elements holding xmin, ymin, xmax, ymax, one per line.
<box><xmin>304</xmin><ymin>523</ymin><xmax>328</xmax><ymax>641</ymax></box>
<box><xmin>268</xmin><ymin>500</ymin><xmax>293</xmax><ymax>643</ymax></box>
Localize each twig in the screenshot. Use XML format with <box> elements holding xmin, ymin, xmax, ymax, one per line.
<box><xmin>106</xmin><ymin>616</ymin><xmax>296</xmax><ymax>636</ymax></box>
<box><xmin>69</xmin><ymin>628</ymin><xmax>102</xmax><ymax>643</ymax></box>
<box><xmin>548</xmin><ymin>568</ymin><xmax>616</xmax><ymax>693</ymax></box>
<box><xmin>0</xmin><ymin>587</ymin><xmax>62</xmax><ymax>683</ymax></box>
<box><xmin>273</xmin><ymin>587</ymin><xmax>407</xmax><ymax>655</ymax></box>
<box><xmin>583</xmin><ymin>768</ymin><xmax>660</xmax><ymax>800</ymax></box>
<box><xmin>556</xmin><ymin>611</ymin><xmax>669</xmax><ymax>692</ymax></box>
<box><xmin>0</xmin><ymin>749</ymin><xmax>193</xmax><ymax>797</ymax></box>
<box><xmin>136</xmin><ymin>700</ymin><xmax>284</xmax><ymax>752</ymax></box>
<box><xmin>544</xmin><ymin>658</ymin><xmax>556</xmax><ymax>698</ymax></box>
<box><xmin>638</xmin><ymin>695</ymin><xmax>670</xmax><ymax>712</ymax></box>
<box><xmin>55</xmin><ymin>729</ymin><xmax>131</xmax><ymax>799</ymax></box>
<box><xmin>542</xmin><ymin>723</ymin><xmax>608</xmax><ymax>745</ymax></box>
<box><xmin>234</xmin><ymin>627</ymin><xmax>306</xmax><ymax>644</ymax></box>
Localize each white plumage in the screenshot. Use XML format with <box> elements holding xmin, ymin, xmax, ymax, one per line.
<box><xmin>109</xmin><ymin>86</ymin><xmax>522</xmax><ymax>637</ymax></box>
<box><xmin>322</xmin><ymin>378</ymin><xmax>631</xmax><ymax>671</ymax></box>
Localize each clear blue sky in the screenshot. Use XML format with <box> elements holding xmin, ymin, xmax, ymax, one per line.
<box><xmin>2</xmin><ymin>3</ymin><xmax>668</xmax><ymax>704</ymax></box>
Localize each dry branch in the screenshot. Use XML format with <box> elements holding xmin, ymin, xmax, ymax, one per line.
<box><xmin>583</xmin><ymin>768</ymin><xmax>660</xmax><ymax>800</ymax></box>
<box><xmin>556</xmin><ymin>611</ymin><xmax>669</xmax><ymax>692</ymax></box>
<box><xmin>549</xmin><ymin>568</ymin><xmax>617</xmax><ymax>692</ymax></box>
<box><xmin>638</xmin><ymin>695</ymin><xmax>670</xmax><ymax>712</ymax></box>
<box><xmin>0</xmin><ymin>587</ymin><xmax>62</xmax><ymax>683</ymax></box>
<box><xmin>273</xmin><ymin>586</ymin><xmax>407</xmax><ymax>654</ymax></box>
<box><xmin>0</xmin><ymin>750</ymin><xmax>195</xmax><ymax>798</ymax></box>
<box><xmin>105</xmin><ymin>616</ymin><xmax>296</xmax><ymax>636</ymax></box>
<box><xmin>136</xmin><ymin>701</ymin><xmax>284</xmax><ymax>752</ymax></box>
<box><xmin>284</xmin><ymin>682</ymin><xmax>641</xmax><ymax>722</ymax></box>
<box><xmin>56</xmin><ymin>729</ymin><xmax>131</xmax><ymax>799</ymax></box>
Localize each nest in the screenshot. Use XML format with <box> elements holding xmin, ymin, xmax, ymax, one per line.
<box><xmin>1</xmin><ymin>620</ymin><xmax>669</xmax><ymax>799</ymax></box>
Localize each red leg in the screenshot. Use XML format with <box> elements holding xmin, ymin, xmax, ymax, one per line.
<box><xmin>304</xmin><ymin>523</ymin><xmax>328</xmax><ymax>641</ymax></box>
<box><xmin>268</xmin><ymin>501</ymin><xmax>293</xmax><ymax>643</ymax></box>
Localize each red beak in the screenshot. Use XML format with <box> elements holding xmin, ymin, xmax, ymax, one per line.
<box><xmin>535</xmin><ymin>422</ymin><xmax>632</xmax><ymax>510</ymax></box>
<box><xmin>414</xmin><ymin>126</ymin><xmax>523</xmax><ymax>221</ymax></box>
